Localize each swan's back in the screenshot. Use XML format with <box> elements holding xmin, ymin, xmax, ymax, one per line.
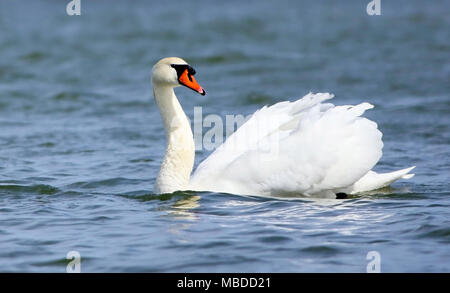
<box><xmin>191</xmin><ymin>93</ymin><xmax>383</xmax><ymax>196</ymax></box>
<box><xmin>190</xmin><ymin>93</ymin><xmax>383</xmax><ymax>197</ymax></box>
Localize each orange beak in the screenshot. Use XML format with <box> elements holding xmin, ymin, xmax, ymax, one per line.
<box><xmin>178</xmin><ymin>69</ymin><xmax>206</xmax><ymax>96</ymax></box>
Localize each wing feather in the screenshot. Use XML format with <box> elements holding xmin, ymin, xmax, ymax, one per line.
<box><xmin>189</xmin><ymin>93</ymin><xmax>383</xmax><ymax>197</ymax></box>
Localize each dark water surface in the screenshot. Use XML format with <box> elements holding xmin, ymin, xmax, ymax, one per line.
<box><xmin>0</xmin><ymin>0</ymin><xmax>449</xmax><ymax>272</ymax></box>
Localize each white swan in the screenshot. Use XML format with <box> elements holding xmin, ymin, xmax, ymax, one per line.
<box><xmin>151</xmin><ymin>57</ymin><xmax>415</xmax><ymax>198</ymax></box>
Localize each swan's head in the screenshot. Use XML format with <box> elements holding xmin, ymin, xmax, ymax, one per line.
<box><xmin>152</xmin><ymin>57</ymin><xmax>206</xmax><ymax>96</ymax></box>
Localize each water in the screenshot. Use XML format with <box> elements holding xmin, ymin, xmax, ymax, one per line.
<box><xmin>0</xmin><ymin>0</ymin><xmax>449</xmax><ymax>272</ymax></box>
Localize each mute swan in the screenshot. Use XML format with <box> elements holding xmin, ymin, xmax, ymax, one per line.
<box><xmin>151</xmin><ymin>57</ymin><xmax>415</xmax><ymax>198</ymax></box>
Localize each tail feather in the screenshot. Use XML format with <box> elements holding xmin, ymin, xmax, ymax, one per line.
<box><xmin>348</xmin><ymin>166</ymin><xmax>415</xmax><ymax>194</ymax></box>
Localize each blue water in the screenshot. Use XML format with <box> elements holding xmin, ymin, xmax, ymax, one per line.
<box><xmin>0</xmin><ymin>0</ymin><xmax>449</xmax><ymax>272</ymax></box>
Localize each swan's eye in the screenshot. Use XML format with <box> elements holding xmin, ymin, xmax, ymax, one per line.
<box><xmin>171</xmin><ymin>64</ymin><xmax>189</xmax><ymax>75</ymax></box>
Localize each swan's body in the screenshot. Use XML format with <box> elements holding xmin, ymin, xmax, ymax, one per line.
<box><xmin>152</xmin><ymin>57</ymin><xmax>415</xmax><ymax>198</ymax></box>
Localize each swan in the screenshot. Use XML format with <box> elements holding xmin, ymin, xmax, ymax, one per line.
<box><xmin>151</xmin><ymin>57</ymin><xmax>415</xmax><ymax>198</ymax></box>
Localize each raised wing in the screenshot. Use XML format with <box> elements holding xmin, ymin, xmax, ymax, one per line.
<box><xmin>190</xmin><ymin>93</ymin><xmax>383</xmax><ymax>197</ymax></box>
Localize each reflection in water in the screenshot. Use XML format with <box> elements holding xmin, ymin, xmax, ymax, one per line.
<box><xmin>170</xmin><ymin>195</ymin><xmax>200</xmax><ymax>220</ymax></box>
<box><xmin>167</xmin><ymin>195</ymin><xmax>200</xmax><ymax>237</ymax></box>
<box><xmin>118</xmin><ymin>191</ymin><xmax>200</xmax><ymax>221</ymax></box>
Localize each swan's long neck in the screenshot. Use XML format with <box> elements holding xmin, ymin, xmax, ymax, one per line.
<box><xmin>153</xmin><ymin>83</ymin><xmax>195</xmax><ymax>194</ymax></box>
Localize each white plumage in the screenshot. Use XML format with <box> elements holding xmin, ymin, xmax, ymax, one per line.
<box><xmin>190</xmin><ymin>92</ymin><xmax>414</xmax><ymax>197</ymax></box>
<box><xmin>152</xmin><ymin>57</ymin><xmax>415</xmax><ymax>198</ymax></box>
